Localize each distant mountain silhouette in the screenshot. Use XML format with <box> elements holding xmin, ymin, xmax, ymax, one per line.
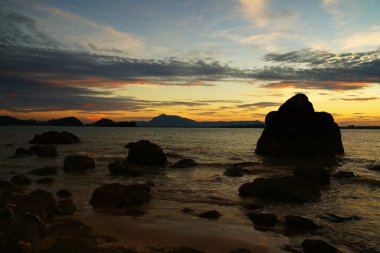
<box><xmin>45</xmin><ymin>117</ymin><xmax>83</xmax><ymax>126</ymax></box>
<box><xmin>89</xmin><ymin>118</ymin><xmax>136</xmax><ymax>127</ymax></box>
<box><xmin>0</xmin><ymin>116</ymin><xmax>41</xmax><ymax>126</ymax></box>
<box><xmin>137</xmin><ymin>114</ymin><xmax>265</xmax><ymax>128</ymax></box>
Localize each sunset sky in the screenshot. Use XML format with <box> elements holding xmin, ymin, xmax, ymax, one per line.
<box><xmin>1</xmin><ymin>0</ymin><xmax>379</xmax><ymax>125</ymax></box>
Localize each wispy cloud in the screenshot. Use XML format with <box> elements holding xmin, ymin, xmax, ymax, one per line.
<box><xmin>239</xmin><ymin>0</ymin><xmax>268</xmax><ymax>27</ymax></box>
<box><xmin>338</xmin><ymin>97</ymin><xmax>379</xmax><ymax>101</ymax></box>
<box><xmin>237</xmin><ymin>102</ymin><xmax>281</xmax><ymax>108</ymax></box>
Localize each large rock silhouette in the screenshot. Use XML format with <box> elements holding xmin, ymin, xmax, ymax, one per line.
<box><xmin>255</xmin><ymin>94</ymin><xmax>344</xmax><ymax>157</ymax></box>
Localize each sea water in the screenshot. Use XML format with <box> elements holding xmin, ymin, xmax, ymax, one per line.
<box><xmin>0</xmin><ymin>126</ymin><xmax>379</xmax><ymax>252</ymax></box>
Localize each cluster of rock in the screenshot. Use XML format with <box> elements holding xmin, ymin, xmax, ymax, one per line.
<box><xmin>255</xmin><ymin>94</ymin><xmax>344</xmax><ymax>157</ymax></box>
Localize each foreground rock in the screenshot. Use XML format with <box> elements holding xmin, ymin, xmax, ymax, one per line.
<box><xmin>90</xmin><ymin>183</ymin><xmax>151</xmax><ymax>213</ymax></box>
<box><xmin>64</xmin><ymin>155</ymin><xmax>95</xmax><ymax>172</ymax></box>
<box><xmin>285</xmin><ymin>215</ymin><xmax>321</xmax><ymax>230</ymax></box>
<box><xmin>56</xmin><ymin>189</ymin><xmax>72</xmax><ymax>198</ymax></box>
<box><xmin>35</xmin><ymin>177</ymin><xmax>54</xmax><ymax>184</ymax></box>
<box><xmin>29</xmin><ymin>131</ymin><xmax>80</xmax><ymax>144</ymax></box>
<box><xmin>332</xmin><ymin>170</ymin><xmax>356</xmax><ymax>179</ymax></box>
<box><xmin>108</xmin><ymin>159</ymin><xmax>145</xmax><ymax>176</ymax></box>
<box><xmin>224</xmin><ymin>166</ymin><xmax>244</xmax><ymax>177</ymax></box>
<box><xmin>255</xmin><ymin>94</ymin><xmax>344</xmax><ymax>157</ymax></box>
<box><xmin>29</xmin><ymin>189</ymin><xmax>61</xmax><ymax>217</ymax></box>
<box><xmin>239</xmin><ymin>176</ymin><xmax>321</xmax><ymax>203</ymax></box>
<box><xmin>369</xmin><ymin>165</ymin><xmax>380</xmax><ymax>171</ymax></box>
<box><xmin>293</xmin><ymin>167</ymin><xmax>330</xmax><ymax>185</ymax></box>
<box><xmin>171</xmin><ymin>159</ymin><xmax>197</xmax><ymax>168</ymax></box>
<box><xmin>301</xmin><ymin>239</ymin><xmax>342</xmax><ymax>253</ymax></box>
<box><xmin>58</xmin><ymin>199</ymin><xmax>77</xmax><ymax>215</ymax></box>
<box><xmin>126</xmin><ymin>140</ymin><xmax>167</xmax><ymax>166</ymax></box>
<box><xmin>15</xmin><ymin>147</ymin><xmax>34</xmax><ymax>156</ymax></box>
<box><xmin>319</xmin><ymin>213</ymin><xmax>361</xmax><ymax>223</ymax></box>
<box><xmin>30</xmin><ymin>145</ymin><xmax>57</xmax><ymax>157</ymax></box>
<box><xmin>0</xmin><ymin>208</ymin><xmax>51</xmax><ymax>253</ymax></box>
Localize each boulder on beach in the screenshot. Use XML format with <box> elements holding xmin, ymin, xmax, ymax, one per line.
<box><xmin>246</xmin><ymin>212</ymin><xmax>277</xmax><ymax>227</ymax></box>
<box><xmin>29</xmin><ymin>167</ymin><xmax>57</xmax><ymax>176</ymax></box>
<box><xmin>63</xmin><ymin>155</ymin><xmax>95</xmax><ymax>172</ymax></box>
<box><xmin>30</xmin><ymin>145</ymin><xmax>57</xmax><ymax>157</ymax></box>
<box><xmin>239</xmin><ymin>176</ymin><xmax>321</xmax><ymax>203</ymax></box>
<box><xmin>301</xmin><ymin>239</ymin><xmax>342</xmax><ymax>253</ymax></box>
<box><xmin>285</xmin><ymin>215</ymin><xmax>321</xmax><ymax>230</ymax></box>
<box><xmin>11</xmin><ymin>174</ymin><xmax>32</xmax><ymax>186</ymax></box>
<box><xmin>125</xmin><ymin>140</ymin><xmax>167</xmax><ymax>166</ymax></box>
<box><xmin>255</xmin><ymin>94</ymin><xmax>344</xmax><ymax>157</ymax></box>
<box><xmin>293</xmin><ymin>167</ymin><xmax>330</xmax><ymax>185</ymax></box>
<box><xmin>90</xmin><ymin>183</ymin><xmax>151</xmax><ymax>212</ymax></box>
<box><xmin>0</xmin><ymin>208</ymin><xmax>50</xmax><ymax>253</ymax></box>
<box><xmin>29</xmin><ymin>131</ymin><xmax>80</xmax><ymax>144</ymax></box>
<box><xmin>171</xmin><ymin>158</ymin><xmax>197</xmax><ymax>169</ymax></box>
<box><xmin>108</xmin><ymin>159</ymin><xmax>145</xmax><ymax>176</ymax></box>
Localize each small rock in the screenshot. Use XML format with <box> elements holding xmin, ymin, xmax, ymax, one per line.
<box><xmin>126</xmin><ymin>140</ymin><xmax>167</xmax><ymax>166</ymax></box>
<box><xmin>293</xmin><ymin>167</ymin><xmax>330</xmax><ymax>185</ymax></box>
<box><xmin>246</xmin><ymin>212</ymin><xmax>277</xmax><ymax>227</ymax></box>
<box><xmin>29</xmin><ymin>131</ymin><xmax>80</xmax><ymax>144</ymax></box>
<box><xmin>11</xmin><ymin>175</ymin><xmax>32</xmax><ymax>186</ymax></box>
<box><xmin>56</xmin><ymin>189</ymin><xmax>72</xmax><ymax>198</ymax></box>
<box><xmin>108</xmin><ymin>160</ymin><xmax>145</xmax><ymax>176</ymax></box>
<box><xmin>15</xmin><ymin>147</ymin><xmax>33</xmax><ymax>156</ymax></box>
<box><xmin>243</xmin><ymin>203</ymin><xmax>263</xmax><ymax>210</ymax></box>
<box><xmin>285</xmin><ymin>215</ymin><xmax>321</xmax><ymax>230</ymax></box>
<box><xmin>35</xmin><ymin>177</ymin><xmax>54</xmax><ymax>185</ymax></box>
<box><xmin>301</xmin><ymin>239</ymin><xmax>342</xmax><ymax>253</ymax></box>
<box><xmin>171</xmin><ymin>159</ymin><xmax>197</xmax><ymax>168</ymax></box>
<box><xmin>224</xmin><ymin>166</ymin><xmax>244</xmax><ymax>177</ymax></box>
<box><xmin>58</xmin><ymin>199</ymin><xmax>76</xmax><ymax>215</ymax></box>
<box><xmin>198</xmin><ymin>210</ymin><xmax>221</xmax><ymax>219</ymax></box>
<box><xmin>29</xmin><ymin>167</ymin><xmax>57</xmax><ymax>176</ymax></box>
<box><xmin>30</xmin><ymin>145</ymin><xmax>57</xmax><ymax>157</ymax></box>
<box><xmin>64</xmin><ymin>155</ymin><xmax>95</xmax><ymax>172</ymax></box>
<box><xmin>182</xmin><ymin>207</ymin><xmax>194</xmax><ymax>213</ymax></box>
<box><xmin>332</xmin><ymin>171</ymin><xmax>356</xmax><ymax>179</ymax></box>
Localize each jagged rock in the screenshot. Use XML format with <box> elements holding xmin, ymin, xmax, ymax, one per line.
<box><xmin>125</xmin><ymin>140</ymin><xmax>167</xmax><ymax>166</ymax></box>
<box><xmin>171</xmin><ymin>159</ymin><xmax>197</xmax><ymax>168</ymax></box>
<box><xmin>29</xmin><ymin>131</ymin><xmax>80</xmax><ymax>144</ymax></box>
<box><xmin>63</xmin><ymin>155</ymin><xmax>95</xmax><ymax>172</ymax></box>
<box><xmin>247</xmin><ymin>212</ymin><xmax>277</xmax><ymax>227</ymax></box>
<box><xmin>56</xmin><ymin>189</ymin><xmax>72</xmax><ymax>199</ymax></box>
<box><xmin>301</xmin><ymin>239</ymin><xmax>342</xmax><ymax>253</ymax></box>
<box><xmin>285</xmin><ymin>215</ymin><xmax>321</xmax><ymax>230</ymax></box>
<box><xmin>108</xmin><ymin>160</ymin><xmax>145</xmax><ymax>176</ymax></box>
<box><xmin>239</xmin><ymin>176</ymin><xmax>321</xmax><ymax>203</ymax></box>
<box><xmin>293</xmin><ymin>167</ymin><xmax>330</xmax><ymax>185</ymax></box>
<box><xmin>35</xmin><ymin>178</ymin><xmax>54</xmax><ymax>185</ymax></box>
<box><xmin>90</xmin><ymin>183</ymin><xmax>151</xmax><ymax>212</ymax></box>
<box><xmin>58</xmin><ymin>199</ymin><xmax>76</xmax><ymax>215</ymax></box>
<box><xmin>11</xmin><ymin>175</ymin><xmax>32</xmax><ymax>186</ymax></box>
<box><xmin>255</xmin><ymin>94</ymin><xmax>344</xmax><ymax>157</ymax></box>
<box><xmin>332</xmin><ymin>171</ymin><xmax>356</xmax><ymax>179</ymax></box>
<box><xmin>198</xmin><ymin>210</ymin><xmax>221</xmax><ymax>219</ymax></box>
<box><xmin>29</xmin><ymin>189</ymin><xmax>61</xmax><ymax>217</ymax></box>
<box><xmin>15</xmin><ymin>147</ymin><xmax>33</xmax><ymax>156</ymax></box>
<box><xmin>30</xmin><ymin>145</ymin><xmax>57</xmax><ymax>157</ymax></box>
<box><xmin>29</xmin><ymin>167</ymin><xmax>57</xmax><ymax>176</ymax></box>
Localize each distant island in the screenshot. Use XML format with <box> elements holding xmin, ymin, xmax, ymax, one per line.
<box><xmin>1</xmin><ymin>114</ymin><xmax>379</xmax><ymax>129</ymax></box>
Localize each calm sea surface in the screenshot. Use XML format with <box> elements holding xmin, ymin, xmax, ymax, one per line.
<box><xmin>0</xmin><ymin>127</ymin><xmax>379</xmax><ymax>252</ymax></box>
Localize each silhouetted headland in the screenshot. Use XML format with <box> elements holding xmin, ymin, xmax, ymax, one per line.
<box><xmin>256</xmin><ymin>94</ymin><xmax>344</xmax><ymax>157</ymax></box>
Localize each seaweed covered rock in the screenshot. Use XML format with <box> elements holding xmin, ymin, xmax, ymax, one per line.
<box><xmin>29</xmin><ymin>131</ymin><xmax>80</xmax><ymax>144</ymax></box>
<box><xmin>63</xmin><ymin>155</ymin><xmax>95</xmax><ymax>172</ymax></box>
<box><xmin>255</xmin><ymin>94</ymin><xmax>344</xmax><ymax>157</ymax></box>
<box><xmin>126</xmin><ymin>140</ymin><xmax>167</xmax><ymax>166</ymax></box>
<box><xmin>239</xmin><ymin>176</ymin><xmax>321</xmax><ymax>203</ymax></box>
<box><xmin>90</xmin><ymin>183</ymin><xmax>151</xmax><ymax>213</ymax></box>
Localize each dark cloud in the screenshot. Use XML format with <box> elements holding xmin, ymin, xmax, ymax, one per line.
<box><xmin>237</xmin><ymin>102</ymin><xmax>281</xmax><ymax>108</ymax></box>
